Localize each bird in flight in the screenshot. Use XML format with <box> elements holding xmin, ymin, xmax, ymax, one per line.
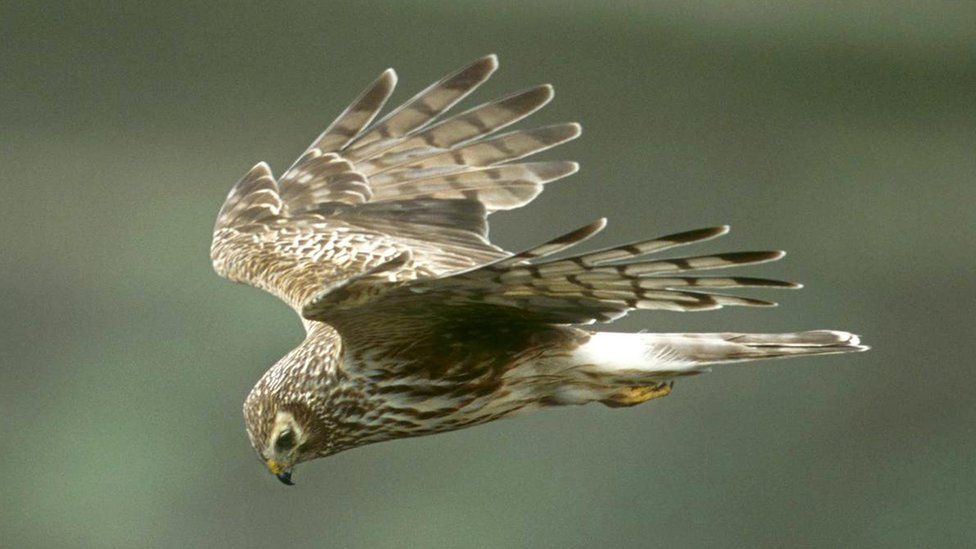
<box><xmin>211</xmin><ymin>55</ymin><xmax>867</xmax><ymax>485</ymax></box>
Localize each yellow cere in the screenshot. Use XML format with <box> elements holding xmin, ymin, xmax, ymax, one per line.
<box><xmin>266</xmin><ymin>460</ymin><xmax>285</xmax><ymax>475</ymax></box>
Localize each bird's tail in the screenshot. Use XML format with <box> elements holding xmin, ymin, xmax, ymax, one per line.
<box><xmin>572</xmin><ymin>330</ymin><xmax>868</xmax><ymax>380</ymax></box>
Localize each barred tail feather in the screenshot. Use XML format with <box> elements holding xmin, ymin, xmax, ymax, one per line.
<box><xmin>575</xmin><ymin>330</ymin><xmax>868</xmax><ymax>379</ymax></box>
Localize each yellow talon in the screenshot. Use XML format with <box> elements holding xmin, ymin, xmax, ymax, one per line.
<box><xmin>601</xmin><ymin>383</ymin><xmax>672</xmax><ymax>408</ymax></box>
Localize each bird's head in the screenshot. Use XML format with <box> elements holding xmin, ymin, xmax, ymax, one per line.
<box><xmin>243</xmin><ymin>381</ymin><xmax>329</xmax><ymax>486</ymax></box>
<box><xmin>242</xmin><ymin>333</ymin><xmax>349</xmax><ymax>485</ymax></box>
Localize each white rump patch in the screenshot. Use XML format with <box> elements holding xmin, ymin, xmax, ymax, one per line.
<box><xmin>573</xmin><ymin>332</ymin><xmax>697</xmax><ymax>375</ymax></box>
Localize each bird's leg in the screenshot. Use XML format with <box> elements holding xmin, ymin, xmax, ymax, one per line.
<box><xmin>600</xmin><ymin>382</ymin><xmax>673</xmax><ymax>408</ymax></box>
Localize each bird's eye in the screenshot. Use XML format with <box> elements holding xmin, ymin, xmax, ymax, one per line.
<box><xmin>274</xmin><ymin>429</ymin><xmax>296</xmax><ymax>452</ymax></box>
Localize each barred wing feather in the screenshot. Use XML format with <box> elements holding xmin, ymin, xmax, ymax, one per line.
<box><xmin>303</xmin><ymin>222</ymin><xmax>801</xmax><ymax>325</ymax></box>
<box><xmin>211</xmin><ymin>55</ymin><xmax>580</xmax><ymax>311</ymax></box>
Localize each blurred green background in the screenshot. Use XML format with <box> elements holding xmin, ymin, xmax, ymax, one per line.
<box><xmin>2</xmin><ymin>2</ymin><xmax>974</xmax><ymax>547</ymax></box>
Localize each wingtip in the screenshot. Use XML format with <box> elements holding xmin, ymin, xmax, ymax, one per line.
<box><xmin>468</xmin><ymin>54</ymin><xmax>499</xmax><ymax>78</ymax></box>
<box><xmin>751</xmin><ymin>250</ymin><xmax>787</xmax><ymax>262</ymax></box>
<box><xmin>380</xmin><ymin>67</ymin><xmax>398</xmax><ymax>85</ymax></box>
<box><xmin>671</xmin><ymin>225</ymin><xmax>730</xmax><ymax>244</ymax></box>
<box><xmin>737</xmin><ymin>296</ymin><xmax>780</xmax><ymax>308</ymax></box>
<box><xmin>718</xmin><ymin>250</ymin><xmax>787</xmax><ymax>266</ymax></box>
<box><xmin>540</xmin><ymin>123</ymin><xmax>581</xmax><ymax>143</ymax></box>
<box><xmin>701</xmin><ymin>225</ymin><xmax>731</xmax><ymax>239</ymax></box>
<box><xmin>567</xmin><ymin>218</ymin><xmax>608</xmax><ymax>242</ymax></box>
<box><xmin>250</xmin><ymin>161</ymin><xmax>272</xmax><ymax>176</ymax></box>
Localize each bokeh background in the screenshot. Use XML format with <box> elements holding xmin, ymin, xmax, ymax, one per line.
<box><xmin>2</xmin><ymin>2</ymin><xmax>974</xmax><ymax>547</ymax></box>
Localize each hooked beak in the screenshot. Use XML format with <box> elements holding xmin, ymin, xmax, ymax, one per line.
<box><xmin>266</xmin><ymin>460</ymin><xmax>295</xmax><ymax>486</ymax></box>
<box><xmin>276</xmin><ymin>470</ymin><xmax>294</xmax><ymax>486</ymax></box>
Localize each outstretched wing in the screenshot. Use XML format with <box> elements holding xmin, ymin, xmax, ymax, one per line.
<box><xmin>303</xmin><ymin>221</ymin><xmax>801</xmax><ymax>330</ymax></box>
<box><xmin>211</xmin><ymin>55</ymin><xmax>580</xmax><ymax>312</ymax></box>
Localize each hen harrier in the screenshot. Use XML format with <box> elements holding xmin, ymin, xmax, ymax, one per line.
<box><xmin>211</xmin><ymin>55</ymin><xmax>867</xmax><ymax>485</ymax></box>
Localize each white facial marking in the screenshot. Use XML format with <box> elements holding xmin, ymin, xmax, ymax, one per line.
<box><xmin>268</xmin><ymin>410</ymin><xmax>304</xmax><ymax>457</ymax></box>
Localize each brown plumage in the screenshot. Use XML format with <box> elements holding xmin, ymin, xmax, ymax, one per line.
<box><xmin>210</xmin><ymin>55</ymin><xmax>867</xmax><ymax>485</ymax></box>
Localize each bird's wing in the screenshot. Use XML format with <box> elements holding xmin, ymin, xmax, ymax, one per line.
<box><xmin>211</xmin><ymin>55</ymin><xmax>580</xmax><ymax>312</ymax></box>
<box><xmin>302</xmin><ymin>220</ymin><xmax>801</xmax><ymax>337</ymax></box>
